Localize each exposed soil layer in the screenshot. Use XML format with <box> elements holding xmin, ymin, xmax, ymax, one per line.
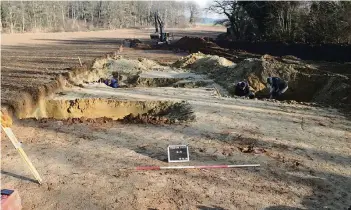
<box><xmin>91</xmin><ymin>56</ymin><xmax>212</xmax><ymax>88</ymax></box>
<box><xmin>173</xmin><ymin>36</ymin><xmax>243</xmax><ymax>62</ymax></box>
<box><xmin>120</xmin><ymin>101</ymin><xmax>195</xmax><ymax>124</ymax></box>
<box><xmin>27</xmin><ymin>98</ymin><xmax>195</xmax><ymax>124</ymax></box>
<box><xmin>4</xmin><ymin>49</ymin><xmax>350</xmax><ymax>120</ymax></box>
<box><xmin>6</xmin><ymin>54</ymin><xmax>204</xmax><ymax>122</ymax></box>
<box><xmin>174</xmin><ymin>36</ymin><xmax>220</xmax><ymax>52</ymax></box>
<box><xmin>2</xmin><ymin>86</ymin><xmax>350</xmax><ymax>210</ymax></box>
<box><xmin>174</xmin><ymin>52</ymin><xmax>351</xmax><ymax>104</ymax></box>
<box><xmin>9</xmin><ymin>54</ymin><xmax>201</xmax><ymax>122</ymax></box>
<box><xmin>1</xmin><ymin>29</ymin><xmax>351</xmax><ymax>210</ymax></box>
<box><xmin>215</xmin><ymin>38</ymin><xmax>351</xmax><ymax>62</ymax></box>
<box><xmin>2</xmin><ymin>28</ymin><xmax>211</xmax><ymax>118</ymax></box>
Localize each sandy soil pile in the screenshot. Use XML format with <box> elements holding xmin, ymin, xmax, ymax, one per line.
<box><xmin>108</xmin><ymin>57</ymin><xmax>163</xmax><ymax>73</ymax></box>
<box><xmin>128</xmin><ymin>39</ymin><xmax>152</xmax><ymax>49</ymax></box>
<box><xmin>173</xmin><ymin>52</ymin><xmax>234</xmax><ymax>70</ymax></box>
<box><xmin>67</xmin><ymin>56</ymin><xmax>171</xmax><ymax>87</ymax></box>
<box><xmin>101</xmin><ymin>57</ymin><xmax>213</xmax><ymax>88</ymax></box>
<box><xmin>173</xmin><ymin>53</ymin><xmax>351</xmax><ymax>104</ymax></box>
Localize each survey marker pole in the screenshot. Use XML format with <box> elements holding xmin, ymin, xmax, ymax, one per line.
<box><xmin>1</xmin><ymin>125</ymin><xmax>43</xmax><ymax>184</ymax></box>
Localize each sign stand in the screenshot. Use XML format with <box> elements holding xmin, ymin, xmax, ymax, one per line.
<box><xmin>167</xmin><ymin>145</ymin><xmax>189</xmax><ymax>162</ymax></box>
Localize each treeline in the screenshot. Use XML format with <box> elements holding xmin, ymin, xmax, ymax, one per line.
<box><xmin>1</xmin><ymin>1</ymin><xmax>199</xmax><ymax>33</ymax></box>
<box><xmin>210</xmin><ymin>1</ymin><xmax>351</xmax><ymax>44</ymax></box>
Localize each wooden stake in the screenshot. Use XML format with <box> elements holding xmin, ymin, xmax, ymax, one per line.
<box><xmin>1</xmin><ymin>126</ymin><xmax>43</xmax><ymax>184</ymax></box>
<box><xmin>213</xmin><ymin>86</ymin><xmax>222</xmax><ymax>97</ymax></box>
<box><xmin>78</xmin><ymin>57</ymin><xmax>82</xmax><ymax>67</ymax></box>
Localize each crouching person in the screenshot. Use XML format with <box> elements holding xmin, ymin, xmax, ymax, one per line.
<box><xmin>266</xmin><ymin>77</ymin><xmax>288</xmax><ymax>99</ymax></box>
<box><xmin>110</xmin><ymin>78</ymin><xmax>119</xmax><ymax>88</ymax></box>
<box><xmin>103</xmin><ymin>78</ymin><xmax>119</xmax><ymax>88</ymax></box>
<box><xmin>234</xmin><ymin>81</ymin><xmax>255</xmax><ymax>99</ymax></box>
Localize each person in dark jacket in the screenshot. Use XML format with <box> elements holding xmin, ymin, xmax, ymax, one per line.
<box><xmin>234</xmin><ymin>81</ymin><xmax>254</xmax><ymax>98</ymax></box>
<box><xmin>235</xmin><ymin>81</ymin><xmax>250</xmax><ymax>97</ymax></box>
<box><xmin>267</xmin><ymin>77</ymin><xmax>288</xmax><ymax>99</ymax></box>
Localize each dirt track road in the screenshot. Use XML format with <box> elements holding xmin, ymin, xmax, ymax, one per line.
<box><xmin>1</xmin><ymin>28</ymin><xmax>351</xmax><ymax>210</ymax></box>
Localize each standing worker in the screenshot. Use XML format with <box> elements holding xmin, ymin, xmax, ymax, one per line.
<box><xmin>266</xmin><ymin>77</ymin><xmax>288</xmax><ymax>99</ymax></box>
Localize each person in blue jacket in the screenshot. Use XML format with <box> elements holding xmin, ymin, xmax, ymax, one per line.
<box><xmin>104</xmin><ymin>78</ymin><xmax>119</xmax><ymax>88</ymax></box>
<box><xmin>110</xmin><ymin>78</ymin><xmax>119</xmax><ymax>88</ymax></box>
<box><xmin>267</xmin><ymin>77</ymin><xmax>288</xmax><ymax>99</ymax></box>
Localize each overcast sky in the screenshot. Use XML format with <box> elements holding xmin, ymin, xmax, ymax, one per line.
<box><xmin>193</xmin><ymin>0</ymin><xmax>210</xmax><ymax>8</ymax></box>
<box><xmin>175</xmin><ymin>0</ymin><xmax>225</xmax><ymax>19</ymax></box>
<box><xmin>193</xmin><ymin>0</ymin><xmax>226</xmax><ymax>19</ymax></box>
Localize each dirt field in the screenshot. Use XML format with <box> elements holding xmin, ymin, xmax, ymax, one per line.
<box><xmin>1</xmin><ymin>28</ymin><xmax>351</xmax><ymax>210</ymax></box>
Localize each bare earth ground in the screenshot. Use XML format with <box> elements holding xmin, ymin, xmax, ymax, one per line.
<box><xmin>1</xmin><ymin>28</ymin><xmax>351</xmax><ymax>210</ymax></box>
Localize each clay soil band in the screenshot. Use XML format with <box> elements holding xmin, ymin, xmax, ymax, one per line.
<box><xmin>32</xmin><ymin>98</ymin><xmax>193</xmax><ymax>122</ymax></box>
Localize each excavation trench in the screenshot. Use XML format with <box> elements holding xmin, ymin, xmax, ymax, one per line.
<box><xmin>34</xmin><ymin>98</ymin><xmax>195</xmax><ymax>124</ymax></box>
<box><xmin>6</xmin><ymin>52</ymin><xmax>350</xmax><ymax>121</ymax></box>
<box><xmin>10</xmin><ymin>54</ymin><xmax>204</xmax><ymax>122</ymax></box>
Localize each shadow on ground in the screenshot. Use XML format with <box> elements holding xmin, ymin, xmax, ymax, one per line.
<box><xmin>1</xmin><ymin>170</ymin><xmax>38</xmax><ymax>184</ymax></box>
<box><xmin>15</xmin><ymin>110</ymin><xmax>351</xmax><ymax>210</ymax></box>
<box><xmin>197</xmin><ymin>205</ymin><xmax>227</xmax><ymax>210</ymax></box>
<box><xmin>263</xmin><ymin>206</ymin><xmax>303</xmax><ymax>210</ymax></box>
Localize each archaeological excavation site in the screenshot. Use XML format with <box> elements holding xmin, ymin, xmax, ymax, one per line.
<box><xmin>1</xmin><ymin>23</ymin><xmax>351</xmax><ymax>210</ymax></box>
<box><xmin>6</xmin><ymin>47</ymin><xmax>350</xmax><ymax>123</ymax></box>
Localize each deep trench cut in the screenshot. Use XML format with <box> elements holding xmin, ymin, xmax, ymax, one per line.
<box><xmin>32</xmin><ymin>98</ymin><xmax>195</xmax><ymax>123</ymax></box>
<box><xmin>20</xmin><ymin>56</ymin><xmax>214</xmax><ymax>121</ymax></box>
<box><xmin>9</xmin><ymin>53</ymin><xmax>350</xmax><ymax>120</ymax></box>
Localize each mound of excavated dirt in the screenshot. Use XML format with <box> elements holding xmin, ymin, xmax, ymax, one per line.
<box><xmin>124</xmin><ymin>39</ymin><xmax>152</xmax><ymax>49</ymax></box>
<box><xmin>173</xmin><ymin>53</ymin><xmax>351</xmax><ymax>103</ymax></box>
<box><xmin>175</xmin><ymin>36</ymin><xmax>219</xmax><ymax>52</ymax></box>
<box><xmin>120</xmin><ymin>101</ymin><xmax>195</xmax><ymax>124</ymax></box>
<box><xmin>104</xmin><ymin>57</ymin><xmax>213</xmax><ymax>88</ymax></box>
<box><xmin>68</xmin><ymin>55</ymin><xmax>217</xmax><ymax>89</ymax></box>
<box><xmin>69</xmin><ymin>56</ymin><xmax>174</xmax><ymax>87</ymax></box>
<box><xmin>173</xmin><ymin>52</ymin><xmax>234</xmax><ymax>70</ymax></box>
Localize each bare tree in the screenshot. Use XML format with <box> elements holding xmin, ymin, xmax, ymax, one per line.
<box><xmin>187</xmin><ymin>1</ymin><xmax>200</xmax><ymax>25</ymax></box>
<box><xmin>209</xmin><ymin>0</ymin><xmax>351</xmax><ymax>43</ymax></box>
<box><xmin>208</xmin><ymin>0</ymin><xmax>254</xmax><ymax>40</ymax></box>
<box><xmin>0</xmin><ymin>1</ymin><xmax>199</xmax><ymax>33</ymax></box>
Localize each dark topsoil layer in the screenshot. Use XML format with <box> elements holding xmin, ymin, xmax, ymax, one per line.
<box><xmin>173</xmin><ymin>36</ymin><xmax>351</xmax><ymax>64</ymax></box>
<box><xmin>215</xmin><ymin>39</ymin><xmax>351</xmax><ymax>63</ymax></box>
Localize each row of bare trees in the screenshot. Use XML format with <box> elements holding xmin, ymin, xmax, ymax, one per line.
<box><xmin>209</xmin><ymin>1</ymin><xmax>351</xmax><ymax>44</ymax></box>
<box><xmin>1</xmin><ymin>1</ymin><xmax>200</xmax><ymax>33</ymax></box>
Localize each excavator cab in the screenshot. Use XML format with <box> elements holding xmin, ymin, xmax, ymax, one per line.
<box><xmin>150</xmin><ymin>12</ymin><xmax>173</xmax><ymax>44</ymax></box>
